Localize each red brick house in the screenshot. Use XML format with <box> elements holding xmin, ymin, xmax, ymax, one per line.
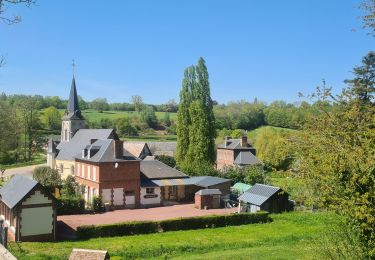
<box><xmin>74</xmin><ymin>139</ymin><xmax>141</xmax><ymax>209</ymax></box>
<box><xmin>216</xmin><ymin>134</ymin><xmax>262</xmax><ymax>170</ymax></box>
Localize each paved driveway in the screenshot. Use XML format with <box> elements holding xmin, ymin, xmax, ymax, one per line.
<box><xmin>3</xmin><ymin>164</ymin><xmax>46</xmax><ymax>179</ymax></box>
<box><xmin>59</xmin><ymin>204</ymin><xmax>237</xmax><ymax>230</ymax></box>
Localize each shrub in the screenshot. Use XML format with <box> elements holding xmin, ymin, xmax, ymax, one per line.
<box><xmin>93</xmin><ymin>196</ymin><xmax>105</xmax><ymax>213</ymax></box>
<box><xmin>76</xmin><ymin>212</ymin><xmax>270</xmax><ymax>239</ymax></box>
<box><xmin>155</xmin><ymin>155</ymin><xmax>176</xmax><ymax>168</ymax></box>
<box><xmin>56</xmin><ymin>196</ymin><xmax>85</xmax><ymax>215</ymax></box>
<box><xmin>77</xmin><ymin>221</ymin><xmax>159</xmax><ymax>239</ymax></box>
<box><xmin>33</xmin><ymin>166</ymin><xmax>62</xmax><ymax>193</ymax></box>
<box><xmin>159</xmin><ymin>212</ymin><xmax>270</xmax><ymax>232</ymax></box>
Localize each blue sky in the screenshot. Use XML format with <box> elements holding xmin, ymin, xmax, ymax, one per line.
<box><xmin>0</xmin><ymin>0</ymin><xmax>373</xmax><ymax>104</ymax></box>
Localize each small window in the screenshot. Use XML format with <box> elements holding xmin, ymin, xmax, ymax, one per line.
<box><xmin>71</xmin><ymin>165</ymin><xmax>75</xmax><ymax>175</ymax></box>
<box><xmin>60</xmin><ymin>164</ymin><xmax>64</xmax><ymax>173</ymax></box>
<box><xmin>125</xmin><ymin>191</ymin><xmax>135</xmax><ymax>196</ymax></box>
<box><xmin>146</xmin><ymin>188</ymin><xmax>155</xmax><ymax>194</ymax></box>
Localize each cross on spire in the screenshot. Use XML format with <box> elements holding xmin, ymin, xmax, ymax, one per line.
<box><xmin>72</xmin><ymin>59</ymin><xmax>76</xmax><ymax>76</ymax></box>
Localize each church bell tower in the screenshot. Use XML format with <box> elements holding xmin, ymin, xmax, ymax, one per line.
<box><xmin>61</xmin><ymin>76</ymin><xmax>85</xmax><ymax>142</ymax></box>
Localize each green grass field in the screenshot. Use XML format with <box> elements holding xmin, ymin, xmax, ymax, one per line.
<box><xmin>9</xmin><ymin>211</ymin><xmax>338</xmax><ymax>260</ymax></box>
<box><xmin>56</xmin><ymin>109</ymin><xmax>177</xmax><ymax>122</ymax></box>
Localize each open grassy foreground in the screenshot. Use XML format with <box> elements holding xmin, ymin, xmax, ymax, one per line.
<box><xmin>9</xmin><ymin>211</ymin><xmax>337</xmax><ymax>260</ymax></box>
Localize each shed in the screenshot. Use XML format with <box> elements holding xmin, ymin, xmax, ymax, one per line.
<box><xmin>0</xmin><ymin>175</ymin><xmax>56</xmax><ymax>241</ymax></box>
<box><xmin>195</xmin><ymin>189</ymin><xmax>222</xmax><ymax>209</ymax></box>
<box><xmin>69</xmin><ymin>248</ymin><xmax>110</xmax><ymax>260</ymax></box>
<box><xmin>238</xmin><ymin>184</ymin><xmax>290</xmax><ymax>213</ymax></box>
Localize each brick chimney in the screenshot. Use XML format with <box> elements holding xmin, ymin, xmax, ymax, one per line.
<box><xmin>114</xmin><ymin>140</ymin><xmax>123</xmax><ymax>159</ymax></box>
<box><xmin>240</xmin><ymin>134</ymin><xmax>248</xmax><ymax>147</ymax></box>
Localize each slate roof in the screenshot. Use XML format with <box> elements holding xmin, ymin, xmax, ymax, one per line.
<box><xmin>217</xmin><ymin>138</ymin><xmax>256</xmax><ymax>151</ymax></box>
<box><xmin>76</xmin><ymin>139</ymin><xmax>138</xmax><ymax>162</ymax></box>
<box><xmin>140</xmin><ymin>160</ymin><xmax>188</xmax><ymax>179</ymax></box>
<box><xmin>0</xmin><ymin>174</ymin><xmax>38</xmax><ymax>209</ymax></box>
<box><xmin>196</xmin><ymin>189</ymin><xmax>222</xmax><ymax>196</ymax></box>
<box><xmin>123</xmin><ymin>142</ymin><xmax>151</xmax><ymax>158</ymax></box>
<box><xmin>63</xmin><ymin>77</ymin><xmax>84</xmax><ymax>120</ymax></box>
<box><xmin>56</xmin><ymin>129</ymin><xmax>115</xmax><ymax>161</ymax></box>
<box><xmin>69</xmin><ymin>248</ymin><xmax>109</xmax><ymax>260</ymax></box>
<box><xmin>186</xmin><ymin>176</ymin><xmax>230</xmax><ymax>187</ymax></box>
<box><xmin>147</xmin><ymin>142</ymin><xmax>177</xmax><ymax>156</ymax></box>
<box><xmin>234</xmin><ymin>151</ymin><xmax>262</xmax><ymax>165</ymax></box>
<box><xmin>238</xmin><ymin>184</ymin><xmax>281</xmax><ymax>206</ymax></box>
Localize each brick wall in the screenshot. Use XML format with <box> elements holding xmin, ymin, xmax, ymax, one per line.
<box><xmin>216</xmin><ymin>149</ymin><xmax>234</xmax><ymax>170</ymax></box>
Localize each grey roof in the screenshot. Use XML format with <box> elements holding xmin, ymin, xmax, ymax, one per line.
<box><xmin>147</xmin><ymin>142</ymin><xmax>177</xmax><ymax>155</ymax></box>
<box><xmin>196</xmin><ymin>189</ymin><xmax>222</xmax><ymax>195</ymax></box>
<box><xmin>217</xmin><ymin>138</ymin><xmax>254</xmax><ymax>150</ymax></box>
<box><xmin>56</xmin><ymin>129</ymin><xmax>115</xmax><ymax>160</ymax></box>
<box><xmin>75</xmin><ymin>139</ymin><xmax>138</xmax><ymax>162</ymax></box>
<box><xmin>238</xmin><ymin>184</ymin><xmax>281</xmax><ymax>206</ymax></box>
<box><xmin>234</xmin><ymin>151</ymin><xmax>262</xmax><ymax>165</ymax></box>
<box><xmin>63</xmin><ymin>77</ymin><xmax>83</xmax><ymax>120</ymax></box>
<box><xmin>186</xmin><ymin>176</ymin><xmax>230</xmax><ymax>187</ymax></box>
<box><xmin>140</xmin><ymin>160</ymin><xmax>188</xmax><ymax>179</ymax></box>
<box><xmin>0</xmin><ymin>174</ymin><xmax>38</xmax><ymax>208</ymax></box>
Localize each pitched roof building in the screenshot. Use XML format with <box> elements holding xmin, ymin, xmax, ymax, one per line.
<box><xmin>238</xmin><ymin>184</ymin><xmax>291</xmax><ymax>213</ymax></box>
<box><xmin>216</xmin><ymin>134</ymin><xmax>262</xmax><ymax>170</ymax></box>
<box><xmin>0</xmin><ymin>175</ymin><xmax>56</xmax><ymax>241</ymax></box>
<box><xmin>123</xmin><ymin>142</ymin><xmax>152</xmax><ymax>159</ymax></box>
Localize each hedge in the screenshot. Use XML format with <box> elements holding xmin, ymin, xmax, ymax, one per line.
<box><xmin>76</xmin><ymin>212</ymin><xmax>270</xmax><ymax>240</ymax></box>
<box><xmin>56</xmin><ymin>196</ymin><xmax>85</xmax><ymax>215</ymax></box>
<box><xmin>77</xmin><ymin>221</ymin><xmax>159</xmax><ymax>239</ymax></box>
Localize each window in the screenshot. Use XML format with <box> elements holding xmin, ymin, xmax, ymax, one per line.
<box><xmin>88</xmin><ymin>165</ymin><xmax>91</xmax><ymax>179</ymax></box>
<box><xmin>93</xmin><ymin>167</ymin><xmax>97</xmax><ymax>181</ymax></box>
<box><xmin>70</xmin><ymin>165</ymin><xmax>75</xmax><ymax>175</ymax></box>
<box><xmin>146</xmin><ymin>188</ymin><xmax>155</xmax><ymax>194</ymax></box>
<box><xmin>60</xmin><ymin>164</ymin><xmax>64</xmax><ymax>173</ymax></box>
<box><xmin>125</xmin><ymin>191</ymin><xmax>135</xmax><ymax>196</ymax></box>
<box><xmin>77</xmin><ymin>163</ymin><xmax>80</xmax><ymax>176</ymax></box>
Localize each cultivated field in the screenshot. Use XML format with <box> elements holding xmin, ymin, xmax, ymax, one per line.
<box><xmin>9</xmin><ymin>211</ymin><xmax>337</xmax><ymax>259</ymax></box>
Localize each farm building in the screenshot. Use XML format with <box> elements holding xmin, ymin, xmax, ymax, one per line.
<box><xmin>195</xmin><ymin>189</ymin><xmax>222</xmax><ymax>209</ymax></box>
<box><xmin>238</xmin><ymin>184</ymin><xmax>291</xmax><ymax>213</ymax></box>
<box><xmin>0</xmin><ymin>175</ymin><xmax>56</xmax><ymax>242</ymax></box>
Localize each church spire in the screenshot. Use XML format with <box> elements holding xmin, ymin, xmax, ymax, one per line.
<box><xmin>63</xmin><ymin>76</ymin><xmax>83</xmax><ymax>120</ymax></box>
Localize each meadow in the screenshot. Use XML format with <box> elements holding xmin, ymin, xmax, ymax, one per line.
<box><xmin>9</xmin><ymin>211</ymin><xmax>337</xmax><ymax>259</ymax></box>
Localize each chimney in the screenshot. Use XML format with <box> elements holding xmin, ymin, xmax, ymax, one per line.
<box><xmin>240</xmin><ymin>134</ymin><xmax>248</xmax><ymax>147</ymax></box>
<box><xmin>114</xmin><ymin>140</ymin><xmax>123</xmax><ymax>159</ymax></box>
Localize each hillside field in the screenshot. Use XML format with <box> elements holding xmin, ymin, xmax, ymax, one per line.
<box><xmin>9</xmin><ymin>211</ymin><xmax>337</xmax><ymax>259</ymax></box>
<box><xmin>55</xmin><ymin>109</ymin><xmax>177</xmax><ymax>122</ymax></box>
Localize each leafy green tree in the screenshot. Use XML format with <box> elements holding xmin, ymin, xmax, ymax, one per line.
<box><xmin>131</xmin><ymin>95</ymin><xmax>144</xmax><ymax>112</ymax></box>
<box><xmin>78</xmin><ymin>95</ymin><xmax>88</xmax><ymax>110</ymax></box>
<box><xmin>60</xmin><ymin>175</ymin><xmax>81</xmax><ymax>197</ymax></box>
<box><xmin>115</xmin><ymin>117</ymin><xmax>138</xmax><ymax>136</ymax></box>
<box><xmin>41</xmin><ymin>106</ymin><xmax>61</xmax><ymax>130</ymax></box>
<box><xmin>294</xmin><ymin>54</ymin><xmax>375</xmax><ymax>257</ymax></box>
<box><xmin>155</xmin><ymin>155</ymin><xmax>176</xmax><ymax>168</ymax></box>
<box><xmin>33</xmin><ymin>166</ymin><xmax>62</xmax><ymax>193</ymax></box>
<box><xmin>231</xmin><ymin>129</ymin><xmax>243</xmax><ymax>138</ymax></box>
<box><xmin>0</xmin><ymin>100</ymin><xmax>19</xmax><ymax>163</ymax></box>
<box><xmin>90</xmin><ymin>98</ymin><xmax>109</xmax><ymax>112</ymax></box>
<box><xmin>140</xmin><ymin>106</ymin><xmax>158</xmax><ymax>128</ymax></box>
<box><xmin>223</xmin><ymin>165</ymin><xmax>264</xmax><ymax>185</ymax></box>
<box><xmin>176</xmin><ymin>66</ymin><xmax>193</xmax><ymax>164</ymax></box>
<box><xmin>162</xmin><ymin>112</ymin><xmax>171</xmax><ymax>127</ymax></box>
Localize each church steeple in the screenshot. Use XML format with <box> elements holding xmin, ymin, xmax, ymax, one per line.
<box><xmin>61</xmin><ymin>75</ymin><xmax>86</xmax><ymax>142</ymax></box>
<box><xmin>64</xmin><ymin>76</ymin><xmax>83</xmax><ymax>119</ymax></box>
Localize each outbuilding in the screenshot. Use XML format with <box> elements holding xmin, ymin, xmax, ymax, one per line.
<box><xmin>238</xmin><ymin>184</ymin><xmax>291</xmax><ymax>213</ymax></box>
<box><xmin>0</xmin><ymin>175</ymin><xmax>56</xmax><ymax>241</ymax></box>
<box><xmin>195</xmin><ymin>189</ymin><xmax>222</xmax><ymax>210</ymax></box>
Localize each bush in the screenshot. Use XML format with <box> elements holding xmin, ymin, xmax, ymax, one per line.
<box><xmin>33</xmin><ymin>166</ymin><xmax>62</xmax><ymax>193</ymax></box>
<box><xmin>57</xmin><ymin>196</ymin><xmax>85</xmax><ymax>215</ymax></box>
<box><xmin>77</xmin><ymin>221</ymin><xmax>159</xmax><ymax>239</ymax></box>
<box><xmin>159</xmin><ymin>212</ymin><xmax>270</xmax><ymax>232</ymax></box>
<box><xmin>76</xmin><ymin>212</ymin><xmax>270</xmax><ymax>239</ymax></box>
<box><xmin>155</xmin><ymin>155</ymin><xmax>176</xmax><ymax>168</ymax></box>
<box><xmin>93</xmin><ymin>196</ymin><xmax>105</xmax><ymax>213</ymax></box>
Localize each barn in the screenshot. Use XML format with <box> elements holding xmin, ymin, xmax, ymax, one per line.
<box><xmin>238</xmin><ymin>184</ymin><xmax>291</xmax><ymax>213</ymax></box>
<box><xmin>0</xmin><ymin>175</ymin><xmax>56</xmax><ymax>241</ymax></box>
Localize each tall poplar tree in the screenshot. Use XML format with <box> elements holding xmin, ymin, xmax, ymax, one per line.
<box><xmin>176</xmin><ymin>58</ymin><xmax>216</xmax><ymax>173</ymax></box>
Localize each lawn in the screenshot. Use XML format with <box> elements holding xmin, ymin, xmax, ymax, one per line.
<box><xmin>9</xmin><ymin>211</ymin><xmax>338</xmax><ymax>260</ymax></box>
